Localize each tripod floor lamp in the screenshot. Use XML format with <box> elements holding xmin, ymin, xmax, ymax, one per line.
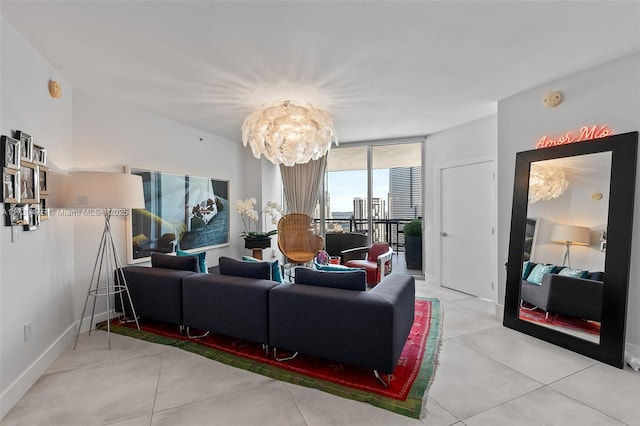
<box><xmin>66</xmin><ymin>171</ymin><xmax>145</xmax><ymax>349</ymax></box>
<box><xmin>550</xmin><ymin>224</ymin><xmax>591</xmax><ymax>268</ymax></box>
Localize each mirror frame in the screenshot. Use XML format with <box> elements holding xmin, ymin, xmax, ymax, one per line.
<box><xmin>504</xmin><ymin>131</ymin><xmax>638</xmax><ymax>368</ymax></box>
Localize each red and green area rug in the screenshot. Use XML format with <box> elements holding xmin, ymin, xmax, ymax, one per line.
<box><xmin>519</xmin><ymin>304</ymin><xmax>601</xmax><ymax>337</ymax></box>
<box><xmin>98</xmin><ymin>298</ymin><xmax>442</xmax><ymax>419</ymax></box>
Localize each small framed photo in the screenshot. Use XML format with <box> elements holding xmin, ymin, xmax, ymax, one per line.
<box><xmin>20</xmin><ymin>161</ymin><xmax>39</xmax><ymax>203</ymax></box>
<box><xmin>16</xmin><ymin>131</ymin><xmax>33</xmax><ymax>163</ymax></box>
<box><xmin>2</xmin><ymin>135</ymin><xmax>21</xmax><ymax>170</ymax></box>
<box><xmin>39</xmin><ymin>166</ymin><xmax>49</xmax><ymax>195</ymax></box>
<box><xmin>3</xmin><ymin>167</ymin><xmax>20</xmax><ymax>203</ymax></box>
<box><xmin>4</xmin><ymin>203</ymin><xmax>28</xmax><ymax>226</ymax></box>
<box><xmin>23</xmin><ymin>204</ymin><xmax>40</xmax><ymax>231</ymax></box>
<box><xmin>40</xmin><ymin>198</ymin><xmax>50</xmax><ymax>221</ymax></box>
<box><xmin>32</xmin><ymin>144</ymin><xmax>47</xmax><ymax>166</ymax></box>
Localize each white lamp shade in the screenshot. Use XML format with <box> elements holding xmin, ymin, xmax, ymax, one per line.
<box><xmin>65</xmin><ymin>171</ymin><xmax>144</xmax><ymax>209</ymax></box>
<box><xmin>550</xmin><ymin>224</ymin><xmax>590</xmax><ymax>246</ymax></box>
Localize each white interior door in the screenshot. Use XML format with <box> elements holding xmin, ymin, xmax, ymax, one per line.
<box><xmin>440</xmin><ymin>160</ymin><xmax>494</xmax><ymax>299</ymax></box>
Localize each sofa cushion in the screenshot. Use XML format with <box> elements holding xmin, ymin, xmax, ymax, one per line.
<box><xmin>558</xmin><ymin>267</ymin><xmax>589</xmax><ymax>279</ymax></box>
<box><xmin>295</xmin><ymin>267</ymin><xmax>366</xmax><ymax>291</ymax></box>
<box><xmin>151</xmin><ymin>253</ymin><xmax>200</xmax><ymax>272</ymax></box>
<box><xmin>177</xmin><ymin>249</ymin><xmax>207</xmax><ymax>273</ymax></box>
<box><xmin>527</xmin><ymin>263</ymin><xmax>555</xmax><ymax>285</ymax></box>
<box><xmin>219</xmin><ymin>256</ymin><xmax>271</xmax><ymax>280</ymax></box>
<box><xmin>242</xmin><ymin>255</ymin><xmax>284</xmax><ymax>283</ymax></box>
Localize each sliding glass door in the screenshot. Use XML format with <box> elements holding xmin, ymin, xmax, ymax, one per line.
<box><xmin>317</xmin><ymin>140</ymin><xmax>424</xmax><ymax>273</ymax></box>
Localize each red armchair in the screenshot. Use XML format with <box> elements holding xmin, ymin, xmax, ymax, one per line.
<box><xmin>342</xmin><ymin>242</ymin><xmax>393</xmax><ymax>286</ymax></box>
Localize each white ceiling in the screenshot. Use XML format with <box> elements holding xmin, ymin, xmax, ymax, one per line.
<box><xmin>2</xmin><ymin>1</ymin><xmax>639</xmax><ymax>144</ymax></box>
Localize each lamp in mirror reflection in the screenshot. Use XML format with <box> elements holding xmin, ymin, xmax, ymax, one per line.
<box><xmin>550</xmin><ymin>224</ymin><xmax>590</xmax><ymax>267</ymax></box>
<box><xmin>528</xmin><ymin>163</ymin><xmax>569</xmax><ymax>204</ymax></box>
<box><xmin>241</xmin><ymin>100</ymin><xmax>337</xmax><ymax>167</ymax></box>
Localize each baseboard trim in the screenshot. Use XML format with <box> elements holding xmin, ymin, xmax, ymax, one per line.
<box><xmin>1</xmin><ymin>311</ymin><xmax>109</xmax><ymax>419</ymax></box>
<box><xmin>625</xmin><ymin>342</ymin><xmax>640</xmax><ymax>359</ymax></box>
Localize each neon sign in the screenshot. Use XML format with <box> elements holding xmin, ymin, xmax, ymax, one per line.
<box><xmin>536</xmin><ymin>124</ymin><xmax>612</xmax><ymax>149</ymax></box>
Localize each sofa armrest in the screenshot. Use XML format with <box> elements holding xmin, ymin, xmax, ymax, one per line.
<box><xmin>376</xmin><ymin>248</ymin><xmax>394</xmax><ymax>281</ymax></box>
<box><xmin>340</xmin><ymin>246</ymin><xmax>369</xmax><ymax>262</ymax></box>
<box><xmin>269</xmin><ymin>273</ymin><xmax>415</xmax><ymax>373</ymax></box>
<box><xmin>115</xmin><ymin>266</ymin><xmax>195</xmax><ymax>325</ymax></box>
<box><xmin>542</xmin><ymin>274</ymin><xmax>603</xmax><ymax>321</ymax></box>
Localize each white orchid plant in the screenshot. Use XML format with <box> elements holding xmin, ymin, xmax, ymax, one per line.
<box><xmin>233</xmin><ymin>197</ymin><xmax>284</xmax><ymax>239</ymax></box>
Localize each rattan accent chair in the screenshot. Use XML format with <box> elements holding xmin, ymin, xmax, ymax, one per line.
<box><xmin>277</xmin><ymin>213</ymin><xmax>324</xmax><ymax>264</ymax></box>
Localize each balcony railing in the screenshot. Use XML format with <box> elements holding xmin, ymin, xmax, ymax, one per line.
<box><xmin>313</xmin><ymin>218</ymin><xmax>416</xmax><ymax>253</ymax></box>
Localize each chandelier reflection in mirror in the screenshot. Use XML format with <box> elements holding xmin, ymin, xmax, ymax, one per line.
<box><xmin>241</xmin><ymin>100</ymin><xmax>337</xmax><ymax>166</ymax></box>
<box><xmin>528</xmin><ymin>163</ymin><xmax>568</xmax><ymax>204</ymax></box>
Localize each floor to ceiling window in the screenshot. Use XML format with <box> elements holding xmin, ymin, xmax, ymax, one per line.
<box><xmin>316</xmin><ymin>140</ymin><xmax>424</xmax><ymax>271</ymax></box>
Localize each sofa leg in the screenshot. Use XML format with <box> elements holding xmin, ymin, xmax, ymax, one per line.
<box><xmin>116</xmin><ymin>313</ymin><xmax>140</xmax><ymax>324</ymax></box>
<box><xmin>186</xmin><ymin>327</ymin><xmax>210</xmax><ymax>339</ymax></box>
<box><xmin>374</xmin><ymin>370</ymin><xmax>389</xmax><ymax>387</ymax></box>
<box><xmin>520</xmin><ymin>300</ymin><xmax>538</xmax><ymax>311</ymax></box>
<box><xmin>273</xmin><ymin>348</ymin><xmax>299</xmax><ymax>362</ymax></box>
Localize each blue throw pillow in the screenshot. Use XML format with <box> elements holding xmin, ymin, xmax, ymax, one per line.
<box><xmin>522</xmin><ymin>261</ymin><xmax>535</xmax><ymax>280</ymax></box>
<box><xmin>177</xmin><ymin>249</ymin><xmax>207</xmax><ymax>274</ymax></box>
<box><xmin>295</xmin><ymin>267</ymin><xmax>366</xmax><ymax>291</ymax></box>
<box><xmin>527</xmin><ymin>264</ymin><xmax>555</xmax><ymax>285</ymax></box>
<box><xmin>242</xmin><ymin>255</ymin><xmax>284</xmax><ymax>283</ymax></box>
<box><xmin>558</xmin><ymin>268</ymin><xmax>589</xmax><ymax>279</ymax></box>
<box><xmin>219</xmin><ymin>256</ymin><xmax>271</xmax><ymax>280</ymax></box>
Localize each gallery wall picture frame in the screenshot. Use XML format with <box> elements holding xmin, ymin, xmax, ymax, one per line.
<box><xmin>4</xmin><ymin>203</ymin><xmax>28</xmax><ymax>226</ymax></box>
<box><xmin>20</xmin><ymin>161</ymin><xmax>39</xmax><ymax>204</ymax></box>
<box><xmin>23</xmin><ymin>204</ymin><xmax>40</xmax><ymax>231</ymax></box>
<box><xmin>16</xmin><ymin>131</ymin><xmax>33</xmax><ymax>163</ymax></box>
<box><xmin>32</xmin><ymin>144</ymin><xmax>47</xmax><ymax>166</ymax></box>
<box><xmin>126</xmin><ymin>166</ymin><xmax>230</xmax><ymax>264</ymax></box>
<box><xmin>3</xmin><ymin>167</ymin><xmax>21</xmax><ymax>203</ymax></box>
<box><xmin>2</xmin><ymin>135</ymin><xmax>21</xmax><ymax>170</ymax></box>
<box><xmin>39</xmin><ymin>166</ymin><xmax>49</xmax><ymax>195</ymax></box>
<box><xmin>40</xmin><ymin>198</ymin><xmax>49</xmax><ymax>220</ymax></box>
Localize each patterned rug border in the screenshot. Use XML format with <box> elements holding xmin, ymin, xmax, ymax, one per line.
<box><xmin>98</xmin><ymin>297</ymin><xmax>442</xmax><ymax>419</ymax></box>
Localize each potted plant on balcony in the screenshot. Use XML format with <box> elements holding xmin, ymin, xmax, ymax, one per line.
<box><xmin>403</xmin><ymin>219</ymin><xmax>422</xmax><ymax>270</ymax></box>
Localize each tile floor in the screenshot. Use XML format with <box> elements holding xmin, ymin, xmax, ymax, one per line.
<box><xmin>2</xmin><ymin>279</ymin><xmax>639</xmax><ymax>426</ymax></box>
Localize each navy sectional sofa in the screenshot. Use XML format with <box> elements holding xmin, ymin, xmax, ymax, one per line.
<box><xmin>115</xmin><ymin>257</ymin><xmax>415</xmax><ymax>379</ymax></box>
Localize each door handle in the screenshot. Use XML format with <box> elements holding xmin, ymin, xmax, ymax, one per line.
<box><xmin>440</xmin><ymin>232</ymin><xmax>448</xmax><ymax>237</ymax></box>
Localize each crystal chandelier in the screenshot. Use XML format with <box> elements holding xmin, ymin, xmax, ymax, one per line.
<box><xmin>241</xmin><ymin>100</ymin><xmax>337</xmax><ymax>166</ymax></box>
<box><xmin>528</xmin><ymin>163</ymin><xmax>569</xmax><ymax>203</ymax></box>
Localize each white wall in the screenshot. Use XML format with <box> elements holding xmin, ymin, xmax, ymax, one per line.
<box><xmin>72</xmin><ymin>90</ymin><xmax>250</xmax><ymax>298</ymax></box>
<box><xmin>0</xmin><ymin>17</ymin><xmax>75</xmax><ymax>417</ymax></box>
<box><xmin>497</xmin><ymin>52</ymin><xmax>640</xmax><ymax>355</ymax></box>
<box><xmin>424</xmin><ymin>116</ymin><xmax>497</xmax><ymax>284</ymax></box>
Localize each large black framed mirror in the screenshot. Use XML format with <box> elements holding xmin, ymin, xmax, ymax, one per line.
<box><xmin>504</xmin><ymin>131</ymin><xmax>638</xmax><ymax>368</ymax></box>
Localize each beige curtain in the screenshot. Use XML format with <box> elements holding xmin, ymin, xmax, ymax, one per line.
<box><xmin>279</xmin><ymin>156</ymin><xmax>327</xmax><ymax>216</ymax></box>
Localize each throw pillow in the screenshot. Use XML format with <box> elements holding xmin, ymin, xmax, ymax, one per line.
<box><xmin>314</xmin><ymin>261</ymin><xmax>363</xmax><ymax>273</ymax></box>
<box><xmin>526</xmin><ymin>263</ymin><xmax>555</xmax><ymax>285</ymax></box>
<box><xmin>522</xmin><ymin>261</ymin><xmax>535</xmax><ymax>280</ymax></box>
<box><xmin>558</xmin><ymin>267</ymin><xmax>589</xmax><ymax>279</ymax></box>
<box><xmin>588</xmin><ymin>271</ymin><xmax>604</xmax><ymax>281</ymax></box>
<box><xmin>242</xmin><ymin>255</ymin><xmax>284</xmax><ymax>283</ymax></box>
<box><xmin>151</xmin><ymin>253</ymin><xmax>200</xmax><ymax>272</ymax></box>
<box><xmin>295</xmin><ymin>267</ymin><xmax>366</xmax><ymax>291</ymax></box>
<box><xmin>177</xmin><ymin>249</ymin><xmax>207</xmax><ymax>274</ymax></box>
<box><xmin>218</xmin><ymin>256</ymin><xmax>271</xmax><ymax>280</ymax></box>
